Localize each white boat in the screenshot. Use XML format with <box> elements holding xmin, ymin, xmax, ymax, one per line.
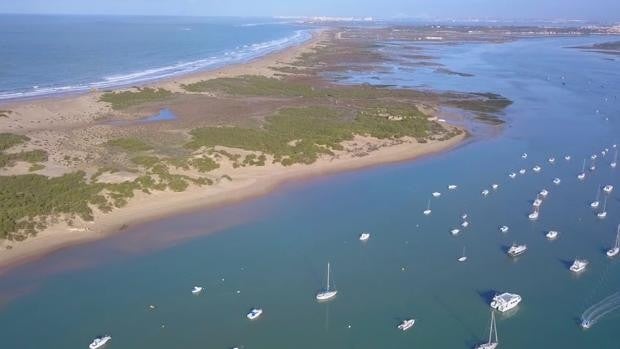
<box><xmin>448</xmin><ymin>184</ymin><xmax>458</xmax><ymax>190</ymax></box>
<box><xmin>528</xmin><ymin>207</ymin><xmax>539</xmax><ymax>220</ymax></box>
<box><xmin>533</xmin><ymin>165</ymin><xmax>542</xmax><ymax>173</ymax></box>
<box><xmin>359</xmin><ymin>232</ymin><xmax>370</xmax><ymax>241</ymax></box>
<box><xmin>548</xmin><ymin>157</ymin><xmax>555</xmax><ymax>164</ymax></box>
<box><xmin>591</xmin><ymin>154</ymin><xmax>597</xmax><ymax>160</ymax></box>
<box><xmin>490</xmin><ymin>292</ymin><xmax>522</xmax><ymax>312</ymax></box>
<box><xmin>458</xmin><ymin>247</ymin><xmax>467</xmax><ymax>262</ymax></box>
<box><xmin>507</xmin><ymin>243</ymin><xmax>527</xmax><ymax>257</ymax></box>
<box><xmin>461</xmin><ymin>221</ymin><xmax>470</xmax><ymax>228</ymax></box>
<box><xmin>423</xmin><ymin>199</ymin><xmax>432</xmax><ymax>215</ymax></box>
<box><xmin>577</xmin><ymin>159</ymin><xmax>586</xmax><ymax>180</ymax></box>
<box><xmin>451</xmin><ymin>228</ymin><xmax>461</xmax><ymax>236</ymax></box>
<box><xmin>565</xmin><ymin>155</ymin><xmax>571</xmax><ymax>161</ymax></box>
<box><xmin>491</xmin><ymin>184</ymin><xmax>499</xmax><ymax>190</ymax></box>
<box><xmin>397</xmin><ymin>319</ymin><xmax>416</xmax><ymax>331</ymax></box>
<box><xmin>499</xmin><ymin>225</ymin><xmax>509</xmax><ymax>233</ymax></box>
<box><xmin>597</xmin><ymin>197</ymin><xmax>608</xmax><ymax>219</ymax></box>
<box><xmin>432</xmin><ymin>191</ymin><xmax>442</xmax><ymax>197</ymax></box>
<box><xmin>475</xmin><ymin>310</ymin><xmax>498</xmax><ymax>349</ymax></box>
<box><xmin>590</xmin><ymin>187</ymin><xmax>601</xmax><ymax>209</ymax></box>
<box><xmin>192</xmin><ymin>286</ymin><xmax>203</xmax><ymax>294</ymax></box>
<box><xmin>546</xmin><ymin>230</ymin><xmax>559</xmax><ymax>240</ymax></box>
<box><xmin>606</xmin><ymin>224</ymin><xmax>620</xmax><ymax>258</ymax></box>
<box><xmin>519</xmin><ymin>168</ymin><xmax>526</xmax><ymax>175</ymax></box>
<box><xmin>521</xmin><ymin>153</ymin><xmax>528</xmax><ymax>159</ymax></box>
<box><xmin>461</xmin><ymin>213</ymin><xmax>469</xmax><ymax>220</ymax></box>
<box><xmin>539</xmin><ymin>189</ymin><xmax>549</xmax><ymax>198</ymax></box>
<box><xmin>89</xmin><ymin>336</ymin><xmax>111</xmax><ymax>349</ymax></box>
<box><xmin>553</xmin><ymin>178</ymin><xmax>561</xmax><ymax>185</ymax></box>
<box><xmin>509</xmin><ymin>172</ymin><xmax>517</xmax><ymax>179</ymax></box>
<box><xmin>581</xmin><ymin>319</ymin><xmax>593</xmax><ymax>329</ymax></box>
<box><xmin>482</xmin><ymin>189</ymin><xmax>490</xmax><ymax>196</ymax></box>
<box><xmin>603</xmin><ymin>184</ymin><xmax>613</xmax><ymax>194</ymax></box>
<box><xmin>532</xmin><ymin>197</ymin><xmax>543</xmax><ymax>208</ymax></box>
<box><xmin>570</xmin><ymin>259</ymin><xmax>588</xmax><ymax>273</ymax></box>
<box><xmin>247</xmin><ymin>308</ymin><xmax>263</xmax><ymax>320</ymax></box>
<box><xmin>316</xmin><ymin>262</ymin><xmax>338</xmax><ymax>301</ymax></box>
<box><xmin>611</xmin><ymin>149</ymin><xmax>618</xmax><ymax>168</ymax></box>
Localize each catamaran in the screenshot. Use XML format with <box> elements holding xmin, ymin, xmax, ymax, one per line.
<box><xmin>359</xmin><ymin>232</ymin><xmax>370</xmax><ymax>241</ymax></box>
<box><xmin>591</xmin><ymin>187</ymin><xmax>601</xmax><ymax>208</ymax></box>
<box><xmin>603</xmin><ymin>184</ymin><xmax>614</xmax><ymax>194</ymax></box>
<box><xmin>89</xmin><ymin>336</ymin><xmax>111</xmax><ymax>349</ymax></box>
<box><xmin>507</xmin><ymin>243</ymin><xmax>527</xmax><ymax>257</ymax></box>
<box><xmin>397</xmin><ymin>319</ymin><xmax>416</xmax><ymax>331</ymax></box>
<box><xmin>491</xmin><ymin>292</ymin><xmax>522</xmax><ymax>312</ymax></box>
<box><xmin>570</xmin><ymin>259</ymin><xmax>588</xmax><ymax>273</ymax></box>
<box><xmin>606</xmin><ymin>224</ymin><xmax>620</xmax><ymax>257</ymax></box>
<box><xmin>458</xmin><ymin>247</ymin><xmax>467</xmax><ymax>262</ymax></box>
<box><xmin>577</xmin><ymin>159</ymin><xmax>586</xmax><ymax>180</ymax></box>
<box><xmin>475</xmin><ymin>310</ymin><xmax>498</xmax><ymax>349</ymax></box>
<box><xmin>597</xmin><ymin>197</ymin><xmax>608</xmax><ymax>219</ymax></box>
<box><xmin>316</xmin><ymin>262</ymin><xmax>338</xmax><ymax>301</ymax></box>
<box><xmin>423</xmin><ymin>199</ymin><xmax>432</xmax><ymax>215</ymax></box>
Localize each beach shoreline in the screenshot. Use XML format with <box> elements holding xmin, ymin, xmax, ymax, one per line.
<box><xmin>0</xmin><ymin>27</ymin><xmax>475</xmax><ymax>274</ymax></box>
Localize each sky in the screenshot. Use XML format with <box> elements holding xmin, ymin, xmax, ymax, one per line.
<box><xmin>0</xmin><ymin>0</ymin><xmax>619</xmax><ymax>22</ymax></box>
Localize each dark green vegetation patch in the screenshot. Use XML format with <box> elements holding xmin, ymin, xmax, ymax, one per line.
<box><xmin>99</xmin><ymin>87</ymin><xmax>173</xmax><ymax>110</ymax></box>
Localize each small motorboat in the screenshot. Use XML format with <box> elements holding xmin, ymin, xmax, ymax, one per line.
<box><xmin>89</xmin><ymin>336</ymin><xmax>111</xmax><ymax>349</ymax></box>
<box><xmin>482</xmin><ymin>189</ymin><xmax>490</xmax><ymax>196</ymax></box>
<box><xmin>509</xmin><ymin>172</ymin><xmax>517</xmax><ymax>179</ymax></box>
<box><xmin>451</xmin><ymin>228</ymin><xmax>461</xmax><ymax>236</ymax></box>
<box><xmin>553</xmin><ymin>178</ymin><xmax>561</xmax><ymax>185</ymax></box>
<box><xmin>448</xmin><ymin>184</ymin><xmax>458</xmax><ymax>190</ymax></box>
<box><xmin>539</xmin><ymin>189</ymin><xmax>549</xmax><ymax>198</ymax></box>
<box><xmin>491</xmin><ymin>184</ymin><xmax>499</xmax><ymax>190</ymax></box>
<box><xmin>532</xmin><ymin>165</ymin><xmax>542</xmax><ymax>173</ymax></box>
<box><xmin>499</xmin><ymin>225</ymin><xmax>509</xmax><ymax>233</ymax></box>
<box><xmin>546</xmin><ymin>230</ymin><xmax>559</xmax><ymax>240</ymax></box>
<box><xmin>397</xmin><ymin>319</ymin><xmax>416</xmax><ymax>331</ymax></box>
<box><xmin>192</xmin><ymin>286</ymin><xmax>203</xmax><ymax>294</ymax></box>
<box><xmin>432</xmin><ymin>192</ymin><xmax>441</xmax><ymax>197</ymax></box>
<box><xmin>461</xmin><ymin>221</ymin><xmax>470</xmax><ymax>228</ymax></box>
<box><xmin>247</xmin><ymin>308</ymin><xmax>263</xmax><ymax>320</ymax></box>
<box><xmin>564</xmin><ymin>155</ymin><xmax>571</xmax><ymax>161</ymax></box>
<box><xmin>519</xmin><ymin>169</ymin><xmax>526</xmax><ymax>175</ymax></box>
<box><xmin>548</xmin><ymin>157</ymin><xmax>555</xmax><ymax>164</ymax></box>
<box><xmin>359</xmin><ymin>232</ymin><xmax>370</xmax><ymax>241</ymax></box>
<box><xmin>603</xmin><ymin>185</ymin><xmax>613</xmax><ymax>194</ymax></box>
<box><xmin>522</xmin><ymin>153</ymin><xmax>528</xmax><ymax>159</ymax></box>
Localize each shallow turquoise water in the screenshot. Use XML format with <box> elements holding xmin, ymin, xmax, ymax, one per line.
<box><xmin>0</xmin><ymin>36</ymin><xmax>619</xmax><ymax>348</ymax></box>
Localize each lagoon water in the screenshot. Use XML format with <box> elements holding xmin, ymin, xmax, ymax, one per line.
<box><xmin>0</xmin><ymin>15</ymin><xmax>310</xmax><ymax>100</ymax></box>
<box><xmin>1</xmin><ymin>36</ymin><xmax>620</xmax><ymax>348</ymax></box>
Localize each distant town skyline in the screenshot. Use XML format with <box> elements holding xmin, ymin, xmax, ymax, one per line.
<box><xmin>1</xmin><ymin>0</ymin><xmax>619</xmax><ymax>22</ymax></box>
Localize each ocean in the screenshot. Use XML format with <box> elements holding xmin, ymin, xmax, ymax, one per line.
<box><xmin>0</xmin><ymin>15</ymin><xmax>311</xmax><ymax>100</ymax></box>
<box><xmin>0</xmin><ymin>27</ymin><xmax>620</xmax><ymax>348</ymax></box>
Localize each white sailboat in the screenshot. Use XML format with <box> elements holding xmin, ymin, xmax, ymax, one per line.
<box><xmin>606</xmin><ymin>224</ymin><xmax>620</xmax><ymax>257</ymax></box>
<box><xmin>316</xmin><ymin>262</ymin><xmax>338</xmax><ymax>301</ymax></box>
<box><xmin>89</xmin><ymin>336</ymin><xmax>111</xmax><ymax>349</ymax></box>
<box><xmin>577</xmin><ymin>159</ymin><xmax>586</xmax><ymax>180</ymax></box>
<box><xmin>423</xmin><ymin>199</ymin><xmax>432</xmax><ymax>215</ymax></box>
<box><xmin>475</xmin><ymin>310</ymin><xmax>498</xmax><ymax>349</ymax></box>
<box><xmin>597</xmin><ymin>197</ymin><xmax>608</xmax><ymax>219</ymax></box>
<box><xmin>458</xmin><ymin>247</ymin><xmax>467</xmax><ymax>262</ymax></box>
<box><xmin>611</xmin><ymin>149</ymin><xmax>618</xmax><ymax>168</ymax></box>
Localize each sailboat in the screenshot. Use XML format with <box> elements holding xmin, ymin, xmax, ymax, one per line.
<box><xmin>422</xmin><ymin>199</ymin><xmax>432</xmax><ymax>215</ymax></box>
<box><xmin>458</xmin><ymin>247</ymin><xmax>467</xmax><ymax>262</ymax></box>
<box><xmin>528</xmin><ymin>206</ymin><xmax>540</xmax><ymax>220</ymax></box>
<box><xmin>597</xmin><ymin>197</ymin><xmax>608</xmax><ymax>219</ymax></box>
<box><xmin>590</xmin><ymin>187</ymin><xmax>601</xmax><ymax>209</ymax></box>
<box><xmin>611</xmin><ymin>149</ymin><xmax>618</xmax><ymax>168</ymax></box>
<box><xmin>475</xmin><ymin>310</ymin><xmax>498</xmax><ymax>349</ymax></box>
<box><xmin>316</xmin><ymin>262</ymin><xmax>338</xmax><ymax>301</ymax></box>
<box><xmin>606</xmin><ymin>224</ymin><xmax>620</xmax><ymax>257</ymax></box>
<box><xmin>590</xmin><ymin>158</ymin><xmax>596</xmax><ymax>171</ymax></box>
<box><xmin>577</xmin><ymin>159</ymin><xmax>586</xmax><ymax>180</ymax></box>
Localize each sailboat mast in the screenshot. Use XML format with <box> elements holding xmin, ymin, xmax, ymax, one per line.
<box><xmin>487</xmin><ymin>311</ymin><xmax>494</xmax><ymax>343</ymax></box>
<box><xmin>493</xmin><ymin>310</ymin><xmax>498</xmax><ymax>343</ymax></box>
<box><xmin>616</xmin><ymin>225</ymin><xmax>620</xmax><ymax>249</ymax></box>
<box><xmin>582</xmin><ymin>159</ymin><xmax>586</xmax><ymax>172</ymax></box>
<box><xmin>326</xmin><ymin>263</ymin><xmax>331</xmax><ymax>291</ymax></box>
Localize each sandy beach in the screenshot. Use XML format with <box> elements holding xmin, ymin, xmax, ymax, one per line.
<box><xmin>0</xmin><ymin>28</ymin><xmax>471</xmax><ymax>273</ymax></box>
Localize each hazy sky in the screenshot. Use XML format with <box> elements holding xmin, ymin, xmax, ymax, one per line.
<box><xmin>1</xmin><ymin>0</ymin><xmax>619</xmax><ymax>22</ymax></box>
